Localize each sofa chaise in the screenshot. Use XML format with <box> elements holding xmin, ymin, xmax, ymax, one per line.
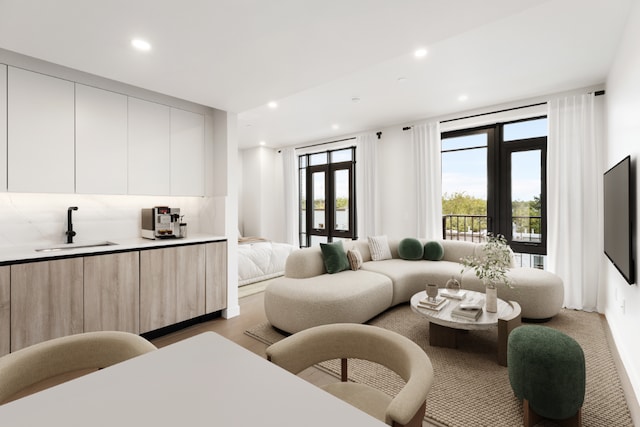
<box><xmin>264</xmin><ymin>238</ymin><xmax>564</xmax><ymax>334</ymax></box>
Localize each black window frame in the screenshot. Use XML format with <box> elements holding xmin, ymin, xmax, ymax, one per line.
<box><xmin>298</xmin><ymin>147</ymin><xmax>357</xmax><ymax>247</ymax></box>
<box><xmin>441</xmin><ymin>116</ymin><xmax>547</xmax><ymax>255</ymax></box>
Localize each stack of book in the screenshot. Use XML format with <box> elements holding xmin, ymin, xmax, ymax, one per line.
<box><xmin>418</xmin><ymin>296</ymin><xmax>449</xmax><ymax>311</ymax></box>
<box><xmin>451</xmin><ymin>302</ymin><xmax>483</xmax><ymax>320</ymax></box>
<box><xmin>440</xmin><ymin>289</ymin><xmax>467</xmax><ymax>300</ymax></box>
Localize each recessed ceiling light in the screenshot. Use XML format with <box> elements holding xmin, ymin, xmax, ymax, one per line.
<box><xmin>131</xmin><ymin>38</ymin><xmax>151</xmax><ymax>51</ymax></box>
<box><xmin>268</xmin><ymin>101</ymin><xmax>278</xmax><ymax>109</ymax></box>
<box><xmin>259</xmin><ymin>141</ymin><xmax>266</xmax><ymax>146</ymax></box>
<box><xmin>332</xmin><ymin>124</ymin><xmax>339</xmax><ymax>130</ymax></box>
<box><xmin>458</xmin><ymin>94</ymin><xmax>469</xmax><ymax>102</ymax></box>
<box><xmin>414</xmin><ymin>48</ymin><xmax>427</xmax><ymax>58</ymax></box>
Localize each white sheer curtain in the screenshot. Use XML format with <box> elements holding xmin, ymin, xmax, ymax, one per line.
<box><xmin>356</xmin><ymin>133</ymin><xmax>378</xmax><ymax>239</ymax></box>
<box><xmin>281</xmin><ymin>147</ymin><xmax>299</xmax><ymax>246</ymax></box>
<box><xmin>547</xmin><ymin>93</ymin><xmax>603</xmax><ymax>311</ymax></box>
<box><xmin>412</xmin><ymin>122</ymin><xmax>442</xmax><ymax>239</ymax></box>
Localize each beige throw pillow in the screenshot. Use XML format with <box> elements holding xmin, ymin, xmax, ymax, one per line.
<box><xmin>368</xmin><ymin>235</ymin><xmax>392</xmax><ymax>261</ymax></box>
<box><xmin>347</xmin><ymin>248</ymin><xmax>363</xmax><ymax>270</ymax></box>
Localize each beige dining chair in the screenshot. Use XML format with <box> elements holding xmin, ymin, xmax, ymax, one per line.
<box><xmin>0</xmin><ymin>331</ymin><xmax>157</xmax><ymax>405</ymax></box>
<box><xmin>266</xmin><ymin>323</ymin><xmax>434</xmax><ymax>427</ymax></box>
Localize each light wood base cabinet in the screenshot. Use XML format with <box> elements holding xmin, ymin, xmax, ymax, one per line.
<box><xmin>84</xmin><ymin>252</ymin><xmax>140</xmax><ymax>334</ymax></box>
<box><xmin>0</xmin><ymin>266</ymin><xmax>10</xmax><ymax>356</ymax></box>
<box><xmin>140</xmin><ymin>245</ymin><xmax>206</xmax><ymax>333</ymax></box>
<box><xmin>205</xmin><ymin>241</ymin><xmax>227</xmax><ymax>313</ymax></box>
<box><xmin>10</xmin><ymin>259</ymin><xmax>83</xmax><ymax>352</ymax></box>
<box><xmin>3</xmin><ymin>240</ymin><xmax>226</xmax><ymax>352</ymax></box>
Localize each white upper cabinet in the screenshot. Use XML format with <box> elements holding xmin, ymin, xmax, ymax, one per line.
<box><xmin>0</xmin><ymin>65</ymin><xmax>6</xmax><ymax>193</ymax></box>
<box><xmin>171</xmin><ymin>108</ymin><xmax>204</xmax><ymax>196</ymax></box>
<box><xmin>128</xmin><ymin>97</ymin><xmax>171</xmax><ymax>195</ymax></box>
<box><xmin>75</xmin><ymin>84</ymin><xmax>128</xmax><ymax>194</ymax></box>
<box><xmin>7</xmin><ymin>67</ymin><xmax>75</xmax><ymax>193</ymax></box>
<box><xmin>2</xmin><ymin>65</ymin><xmax>206</xmax><ymax>196</ymax></box>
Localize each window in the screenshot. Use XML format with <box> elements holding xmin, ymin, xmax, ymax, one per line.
<box><xmin>299</xmin><ymin>147</ymin><xmax>357</xmax><ymax>247</ymax></box>
<box><xmin>441</xmin><ymin>117</ymin><xmax>547</xmax><ymax>263</ymax></box>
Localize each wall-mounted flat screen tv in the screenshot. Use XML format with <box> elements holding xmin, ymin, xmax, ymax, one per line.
<box><xmin>603</xmin><ymin>155</ymin><xmax>635</xmax><ymax>284</ymax></box>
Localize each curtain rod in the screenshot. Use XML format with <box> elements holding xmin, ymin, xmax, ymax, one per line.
<box><xmin>403</xmin><ymin>91</ymin><xmax>605</xmax><ymax>131</ymax></box>
<box><xmin>439</xmin><ymin>101</ymin><xmax>548</xmax><ymax>124</ymax></box>
<box><xmin>295</xmin><ymin>131</ymin><xmax>382</xmax><ymax>150</ymax></box>
<box><xmin>295</xmin><ymin>137</ymin><xmax>356</xmax><ymax>150</ymax></box>
<box><xmin>402</xmin><ymin>102</ymin><xmax>546</xmax><ymax>130</ymax></box>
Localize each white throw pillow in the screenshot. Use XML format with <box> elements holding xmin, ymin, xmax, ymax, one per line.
<box><xmin>368</xmin><ymin>235</ymin><xmax>392</xmax><ymax>261</ymax></box>
<box><xmin>347</xmin><ymin>248</ymin><xmax>363</xmax><ymax>270</ymax></box>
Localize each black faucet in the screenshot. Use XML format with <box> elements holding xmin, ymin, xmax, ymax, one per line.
<box><xmin>66</xmin><ymin>206</ymin><xmax>78</xmax><ymax>244</ymax></box>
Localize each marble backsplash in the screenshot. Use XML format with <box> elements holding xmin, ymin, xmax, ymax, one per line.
<box><xmin>0</xmin><ymin>192</ymin><xmax>218</xmax><ymax>249</ymax></box>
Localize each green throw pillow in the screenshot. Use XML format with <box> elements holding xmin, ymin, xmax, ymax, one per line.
<box><xmin>423</xmin><ymin>241</ymin><xmax>444</xmax><ymax>261</ymax></box>
<box><xmin>398</xmin><ymin>238</ymin><xmax>424</xmax><ymax>260</ymax></box>
<box><xmin>320</xmin><ymin>241</ymin><xmax>350</xmax><ymax>274</ymax></box>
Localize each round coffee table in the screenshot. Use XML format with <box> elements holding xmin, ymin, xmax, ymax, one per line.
<box><xmin>410</xmin><ymin>289</ymin><xmax>521</xmax><ymax>366</ymax></box>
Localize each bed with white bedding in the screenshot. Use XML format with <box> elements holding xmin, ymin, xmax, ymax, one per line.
<box><xmin>237</xmin><ymin>238</ymin><xmax>298</xmax><ymax>286</ymax></box>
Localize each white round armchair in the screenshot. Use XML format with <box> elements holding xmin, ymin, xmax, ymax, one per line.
<box><xmin>266</xmin><ymin>323</ymin><xmax>434</xmax><ymax>427</ymax></box>
<box><xmin>0</xmin><ymin>331</ymin><xmax>157</xmax><ymax>405</ymax></box>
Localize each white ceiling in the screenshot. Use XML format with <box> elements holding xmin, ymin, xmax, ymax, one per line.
<box><xmin>0</xmin><ymin>0</ymin><xmax>634</xmax><ymax>149</ymax></box>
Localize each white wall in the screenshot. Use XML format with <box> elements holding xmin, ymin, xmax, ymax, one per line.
<box><xmin>211</xmin><ymin>110</ymin><xmax>240</xmax><ymax>319</ymax></box>
<box><xmin>239</xmin><ymin>129</ymin><xmax>422</xmax><ymax>244</ymax></box>
<box><xmin>239</xmin><ymin>147</ymin><xmax>285</xmax><ymax>241</ymax></box>
<box><xmin>604</xmin><ymin>0</ymin><xmax>640</xmax><ymax>401</ymax></box>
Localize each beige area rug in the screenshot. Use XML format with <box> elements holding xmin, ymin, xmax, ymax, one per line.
<box><xmin>246</xmin><ymin>306</ymin><xmax>633</xmax><ymax>427</ymax></box>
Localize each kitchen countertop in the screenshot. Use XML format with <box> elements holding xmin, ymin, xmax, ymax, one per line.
<box><xmin>0</xmin><ymin>234</ymin><xmax>227</xmax><ymax>266</ymax></box>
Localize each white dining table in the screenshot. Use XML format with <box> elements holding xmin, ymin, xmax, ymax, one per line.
<box><xmin>0</xmin><ymin>331</ymin><xmax>387</xmax><ymax>426</ymax></box>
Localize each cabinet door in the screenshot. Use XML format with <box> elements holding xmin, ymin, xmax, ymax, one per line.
<box><xmin>76</xmin><ymin>84</ymin><xmax>128</xmax><ymax>194</ymax></box>
<box><xmin>140</xmin><ymin>245</ymin><xmax>205</xmax><ymax>333</ymax></box>
<box><xmin>170</xmin><ymin>108</ymin><xmax>204</xmax><ymax>196</ymax></box>
<box><xmin>0</xmin><ymin>65</ymin><xmax>6</xmax><ymax>192</ymax></box>
<box><xmin>7</xmin><ymin>67</ymin><xmax>75</xmax><ymax>193</ymax></box>
<box><xmin>84</xmin><ymin>252</ymin><xmax>140</xmax><ymax>334</ymax></box>
<box><xmin>0</xmin><ymin>266</ymin><xmax>9</xmax><ymax>356</ymax></box>
<box><xmin>205</xmin><ymin>241</ymin><xmax>227</xmax><ymax>313</ymax></box>
<box><xmin>128</xmin><ymin>97</ymin><xmax>171</xmax><ymax>195</ymax></box>
<box><xmin>10</xmin><ymin>258</ymin><xmax>84</xmax><ymax>351</ymax></box>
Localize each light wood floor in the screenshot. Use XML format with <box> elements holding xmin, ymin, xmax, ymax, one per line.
<box><xmin>151</xmin><ymin>291</ymin><xmax>268</xmax><ymax>353</ymax></box>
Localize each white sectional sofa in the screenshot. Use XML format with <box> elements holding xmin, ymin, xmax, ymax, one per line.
<box><xmin>264</xmin><ymin>238</ymin><xmax>564</xmax><ymax>334</ymax></box>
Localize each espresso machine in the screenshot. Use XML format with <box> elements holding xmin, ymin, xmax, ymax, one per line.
<box><xmin>141</xmin><ymin>207</ymin><xmax>181</xmax><ymax>239</ymax></box>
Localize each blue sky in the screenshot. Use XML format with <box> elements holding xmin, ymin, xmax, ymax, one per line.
<box><xmin>441</xmin><ymin>118</ymin><xmax>546</xmax><ymax>201</ymax></box>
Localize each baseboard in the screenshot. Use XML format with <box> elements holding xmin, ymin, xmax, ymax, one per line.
<box><xmin>602</xmin><ymin>314</ymin><xmax>640</xmax><ymax>424</ymax></box>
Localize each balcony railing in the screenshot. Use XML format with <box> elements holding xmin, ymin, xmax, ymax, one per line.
<box><xmin>442</xmin><ymin>215</ymin><xmax>490</xmax><ymax>243</ymax></box>
<box><xmin>511</xmin><ymin>215</ymin><xmax>542</xmax><ymax>243</ymax></box>
<box><xmin>442</xmin><ymin>214</ymin><xmax>545</xmax><ymax>269</ymax></box>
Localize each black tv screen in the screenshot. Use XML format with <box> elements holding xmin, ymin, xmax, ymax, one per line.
<box><xmin>604</xmin><ymin>155</ymin><xmax>635</xmax><ymax>284</ymax></box>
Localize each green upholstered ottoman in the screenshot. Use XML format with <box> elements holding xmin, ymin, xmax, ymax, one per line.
<box><xmin>508</xmin><ymin>325</ymin><xmax>585</xmax><ymax>427</ymax></box>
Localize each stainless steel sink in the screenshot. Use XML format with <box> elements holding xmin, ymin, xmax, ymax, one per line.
<box><xmin>35</xmin><ymin>241</ymin><xmax>118</xmax><ymax>252</ymax></box>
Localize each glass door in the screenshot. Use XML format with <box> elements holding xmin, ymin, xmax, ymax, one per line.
<box><xmin>503</xmin><ymin>146</ymin><xmax>546</xmax><ymax>254</ymax></box>
<box><xmin>299</xmin><ymin>147</ymin><xmax>356</xmax><ymax>247</ymax></box>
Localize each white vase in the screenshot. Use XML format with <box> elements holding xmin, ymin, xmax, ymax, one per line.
<box><xmin>485</xmin><ymin>285</ymin><xmax>498</xmax><ymax>313</ymax></box>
